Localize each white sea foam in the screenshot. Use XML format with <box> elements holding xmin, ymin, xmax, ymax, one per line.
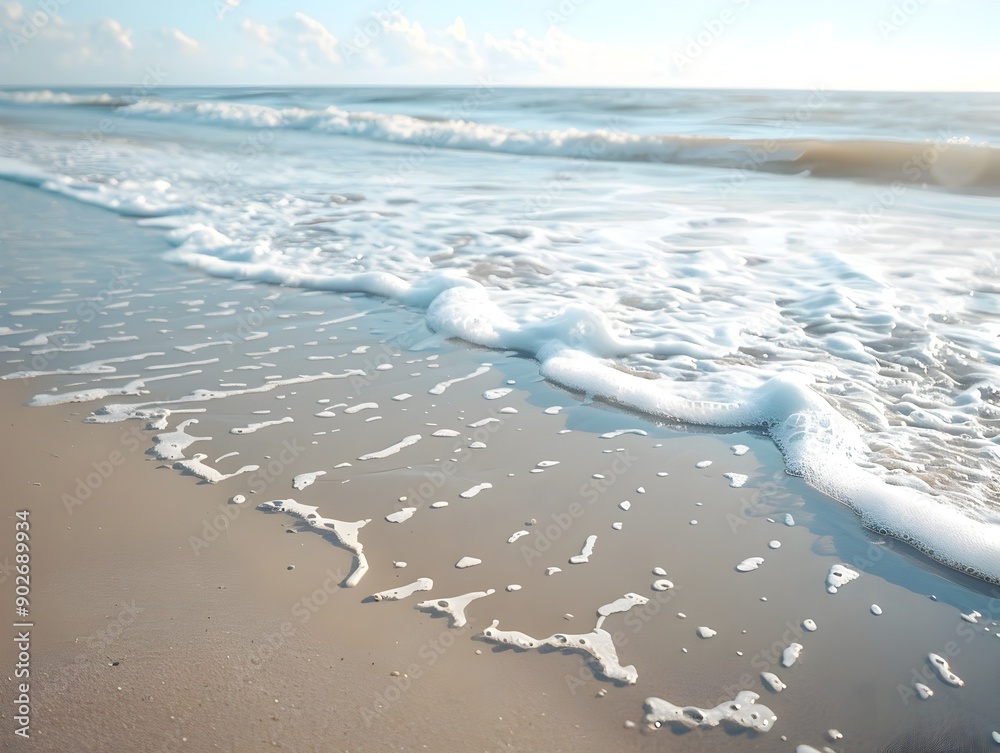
<box><xmin>782</xmin><ymin>643</ymin><xmax>803</xmax><ymax>667</ymax></box>
<box><xmin>174</xmin><ymin>454</ymin><xmax>259</xmax><ymax>484</ymax></box>
<box><xmin>480</xmin><ymin>620</ymin><xmax>638</xmax><ymax>684</ymax></box>
<box><xmin>569</xmin><ymin>535</ymin><xmax>597</xmax><ymax>564</ymax></box>
<box><xmin>644</xmin><ymin>690</ymin><xmax>776</xmax><ymax>732</ymax></box>
<box><xmin>826</xmin><ymin>564</ymin><xmax>860</xmax><ymax>594</ymax></box>
<box><xmin>258</xmin><ymin>499</ymin><xmax>371</xmax><ymax>587</ymax></box>
<box><xmin>231</xmin><ymin>416</ymin><xmax>294</xmax><ymax>435</ymax></box>
<box><xmin>459</xmin><ymin>483</ymin><xmax>492</xmax><ymax>499</ymax></box>
<box><xmin>386</xmin><ymin>507</ymin><xmax>417</xmax><ymax>523</ymax></box>
<box><xmin>416</xmin><ymin>589</ymin><xmax>494</xmax><ymax>628</ymax></box>
<box><xmin>292</xmin><ymin>471</ymin><xmax>326</xmax><ymax>490</ymax></box>
<box><xmin>371</xmin><ymin>577</ymin><xmax>432</xmax><ymax>601</ymax></box>
<box><xmin>152</xmin><ymin>419</ymin><xmax>210</xmax><ymax>461</ymax></box>
<box><xmin>358</xmin><ymin>434</ymin><xmax>422</xmax><ymax>461</ymax></box>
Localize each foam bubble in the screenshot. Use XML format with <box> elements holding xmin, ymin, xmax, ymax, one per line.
<box><xmin>429</xmin><ymin>365</ymin><xmax>491</xmax><ymax>395</ymax></box>
<box><xmin>416</xmin><ymin>589</ymin><xmax>494</xmax><ymax>628</ymax></box>
<box><xmin>928</xmin><ymin>653</ymin><xmax>964</xmax><ymax>686</ymax></box>
<box><xmin>456</xmin><ymin>556</ymin><xmax>482</xmax><ymax>568</ymax></box>
<box><xmin>258</xmin><ymin>499</ymin><xmax>370</xmax><ymax>587</ymax></box>
<box><xmin>386</xmin><ymin>508</ymin><xmax>417</xmax><ymax>523</ymax></box>
<box><xmin>871</xmin><ymin>604</ymin><xmax>883</xmax><ymax>615</ymax></box>
<box><xmin>600</xmin><ymin>429</ymin><xmax>647</xmax><ymax>439</ymax></box>
<box><xmin>731</xmin><ymin>444</ymin><xmax>750</xmax><ymax>456</ymax></box>
<box><xmin>152</xmin><ymin>418</ymin><xmax>209</xmax><ymax>460</ymax></box>
<box><xmin>736</xmin><ymin>557</ymin><xmax>764</xmax><ymax>572</ymax></box>
<box><xmin>761</xmin><ymin>672</ymin><xmax>786</xmax><ymax>692</ymax></box>
<box><xmin>508</xmin><ymin>530</ymin><xmax>529</xmax><ymax>543</ymax></box>
<box><xmin>802</xmin><ymin>619</ymin><xmax>818</xmax><ymax>632</ymax></box>
<box><xmin>697</xmin><ymin>626</ymin><xmax>717</xmax><ymax>639</ymax></box>
<box><xmin>483</xmin><ymin>388</ymin><xmax>512</xmax><ymax>400</ymax></box>
<box><xmin>431</xmin><ymin>429</ymin><xmax>461</xmax><ymax>437</ymax></box>
<box><xmin>460</xmin><ymin>482</ymin><xmax>492</xmax><ymax>499</ymax></box>
<box><xmin>826</xmin><ymin>564</ymin><xmax>860</xmax><ymax>594</ymax></box>
<box><xmin>644</xmin><ymin>690</ymin><xmax>776</xmax><ymax>732</ymax></box>
<box><xmin>723</xmin><ymin>472</ymin><xmax>748</xmax><ymax>488</ymax></box>
<box><xmin>174</xmin><ymin>454</ymin><xmax>259</xmax><ymax>484</ymax></box>
<box><xmin>569</xmin><ymin>535</ymin><xmax>597</xmax><ymax>564</ymax></box>
<box><xmin>782</xmin><ymin>643</ymin><xmax>803</xmax><ymax>667</ymax></box>
<box><xmin>292</xmin><ymin>471</ymin><xmax>326</xmax><ymax>490</ymax></box>
<box><xmin>652</xmin><ymin>579</ymin><xmax>674</xmax><ymax>591</ymax></box>
<box><xmin>915</xmin><ymin>682</ymin><xmax>934</xmax><ymax>700</ymax></box>
<box><xmin>481</xmin><ymin>620</ymin><xmax>638</xmax><ymax>684</ymax></box>
<box><xmin>371</xmin><ymin>578</ymin><xmax>433</xmax><ymax>602</ymax></box>
<box><xmin>358</xmin><ymin>434</ymin><xmax>422</xmax><ymax>461</ymax></box>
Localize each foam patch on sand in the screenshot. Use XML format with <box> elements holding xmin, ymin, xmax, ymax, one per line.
<box><xmin>644</xmin><ymin>690</ymin><xmax>777</xmax><ymax>732</ymax></box>
<box><xmin>480</xmin><ymin>620</ymin><xmax>638</xmax><ymax>684</ymax></box>
<box><xmin>292</xmin><ymin>471</ymin><xmax>326</xmax><ymax>490</ymax></box>
<box><xmin>358</xmin><ymin>434</ymin><xmax>422</xmax><ymax>461</ymax></box>
<box><xmin>826</xmin><ymin>564</ymin><xmax>860</xmax><ymax>594</ymax></box>
<box><xmin>152</xmin><ymin>418</ymin><xmax>210</xmax><ymax>460</ymax></box>
<box><xmin>231</xmin><ymin>416</ymin><xmax>294</xmax><ymax>434</ymax></box>
<box><xmin>258</xmin><ymin>499</ymin><xmax>371</xmax><ymax>587</ymax></box>
<box><xmin>429</xmin><ymin>364</ymin><xmax>491</xmax><ymax>395</ymax></box>
<box><xmin>416</xmin><ymin>589</ymin><xmax>495</xmax><ymax>628</ymax></box>
<box><xmin>371</xmin><ymin>578</ymin><xmax>433</xmax><ymax>601</ymax></box>
<box><xmin>174</xmin><ymin>454</ymin><xmax>259</xmax><ymax>484</ymax></box>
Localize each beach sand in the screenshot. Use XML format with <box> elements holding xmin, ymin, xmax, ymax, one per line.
<box><xmin>2</xmin><ymin>181</ymin><xmax>999</xmax><ymax>752</ymax></box>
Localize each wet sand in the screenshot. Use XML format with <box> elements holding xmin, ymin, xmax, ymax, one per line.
<box><xmin>2</xmin><ymin>182</ymin><xmax>999</xmax><ymax>752</ymax></box>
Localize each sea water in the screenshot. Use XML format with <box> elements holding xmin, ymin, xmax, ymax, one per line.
<box><xmin>1</xmin><ymin>86</ymin><xmax>998</xmax><ymax>582</ymax></box>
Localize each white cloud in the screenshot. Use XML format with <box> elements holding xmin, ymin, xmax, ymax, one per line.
<box><xmin>96</xmin><ymin>17</ymin><xmax>132</xmax><ymax>52</ymax></box>
<box><xmin>164</xmin><ymin>27</ymin><xmax>198</xmax><ymax>51</ymax></box>
<box><xmin>291</xmin><ymin>12</ymin><xmax>340</xmax><ymax>65</ymax></box>
<box><xmin>240</xmin><ymin>18</ymin><xmax>273</xmax><ymax>47</ymax></box>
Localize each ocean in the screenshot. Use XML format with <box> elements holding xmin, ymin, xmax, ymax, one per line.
<box><xmin>1</xmin><ymin>85</ymin><xmax>998</xmax><ymax>584</ymax></box>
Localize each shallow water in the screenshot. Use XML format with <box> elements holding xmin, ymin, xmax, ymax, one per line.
<box><xmin>1</xmin><ymin>86</ymin><xmax>998</xmax><ymax>583</ymax></box>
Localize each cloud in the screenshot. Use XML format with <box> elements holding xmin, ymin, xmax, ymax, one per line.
<box><xmin>290</xmin><ymin>12</ymin><xmax>340</xmax><ymax>65</ymax></box>
<box><xmin>240</xmin><ymin>18</ymin><xmax>273</xmax><ymax>47</ymax></box>
<box><xmin>163</xmin><ymin>27</ymin><xmax>198</xmax><ymax>51</ymax></box>
<box><xmin>95</xmin><ymin>18</ymin><xmax>133</xmax><ymax>52</ymax></box>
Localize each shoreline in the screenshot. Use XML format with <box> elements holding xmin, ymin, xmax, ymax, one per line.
<box><xmin>1</xmin><ymin>181</ymin><xmax>999</xmax><ymax>752</ymax></box>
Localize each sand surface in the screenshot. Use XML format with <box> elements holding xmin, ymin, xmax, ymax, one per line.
<box><xmin>1</xmin><ymin>182</ymin><xmax>999</xmax><ymax>752</ymax></box>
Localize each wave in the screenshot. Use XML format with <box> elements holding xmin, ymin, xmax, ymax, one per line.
<box><xmin>5</xmin><ymin>90</ymin><xmax>995</xmax><ymax>194</ymax></box>
<box><xmin>0</xmin><ymin>90</ymin><xmax>131</xmax><ymax>107</ymax></box>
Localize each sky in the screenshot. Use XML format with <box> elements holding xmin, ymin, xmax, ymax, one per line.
<box><xmin>0</xmin><ymin>0</ymin><xmax>997</xmax><ymax>91</ymax></box>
